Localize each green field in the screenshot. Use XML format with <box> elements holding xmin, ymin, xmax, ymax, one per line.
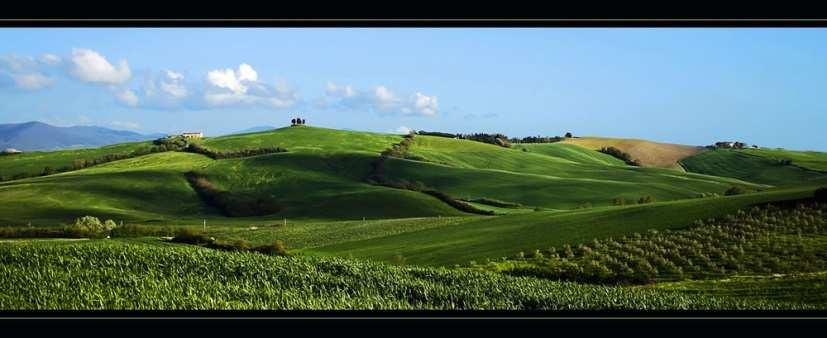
<box><xmin>651</xmin><ymin>272</ymin><xmax>827</xmax><ymax>307</ymax></box>
<box><xmin>516</xmin><ymin>142</ymin><xmax>627</xmax><ymax>166</ymax></box>
<box><xmin>680</xmin><ymin>149</ymin><xmax>827</xmax><ymax>186</ymax></box>
<box><xmin>0</xmin><ymin>141</ymin><xmax>152</xmax><ymax>179</ymax></box>
<box><xmin>202</xmin><ymin>126</ymin><xmax>402</xmax><ymax>154</ymax></box>
<box><xmin>740</xmin><ymin>148</ymin><xmax>827</xmax><ymax>172</ymax></box>
<box><xmin>2</xmin><ymin>126</ymin><xmax>827</xmax><ymax>310</ymax></box>
<box><xmin>0</xmin><ymin>239</ymin><xmax>808</xmax><ymax>310</ymax></box>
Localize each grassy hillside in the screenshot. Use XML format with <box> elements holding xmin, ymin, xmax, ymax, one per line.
<box><xmin>679</xmin><ymin>149</ymin><xmax>827</xmax><ymax>186</ymax></box>
<box><xmin>0</xmin><ymin>239</ymin><xmax>803</xmax><ymax>310</ymax></box>
<box><xmin>650</xmin><ymin>272</ymin><xmax>827</xmax><ymax>308</ymax></box>
<box><xmin>0</xmin><ymin>127</ymin><xmax>465</xmax><ymax>225</ymax></box>
<box><xmin>515</xmin><ymin>143</ymin><xmax>627</xmax><ymax>166</ymax></box>
<box><xmin>385</xmin><ymin>137</ymin><xmax>764</xmax><ymax>209</ymax></box>
<box><xmin>0</xmin><ymin>141</ymin><xmax>152</xmax><ymax>179</ymax></box>
<box><xmin>199</xmin><ymin>151</ymin><xmax>466</xmax><ymax>219</ymax></box>
<box><xmin>561</xmin><ymin>136</ymin><xmax>703</xmax><ymax>170</ymax></box>
<box><xmin>0</xmin><ymin>152</ymin><xmax>215</xmax><ymax>226</ymax></box>
<box><xmin>384</xmin><ymin>157</ymin><xmax>761</xmax><ymax>210</ymax></box>
<box><xmin>739</xmin><ymin>148</ymin><xmax>827</xmax><ymax>172</ymax></box>
<box><xmin>202</xmin><ymin>125</ymin><xmax>401</xmax><ymax>154</ymax></box>
<box><xmin>311</xmin><ymin>186</ymin><xmax>816</xmax><ymax>266</ymax></box>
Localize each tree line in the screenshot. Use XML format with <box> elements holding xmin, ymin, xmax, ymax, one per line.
<box><xmin>599</xmin><ymin>146</ymin><xmax>641</xmax><ymax>166</ymax></box>
<box><xmin>365</xmin><ymin>133</ymin><xmax>495</xmax><ymax>215</ymax></box>
<box><xmin>184</xmin><ymin>171</ymin><xmax>283</xmax><ymax>217</ymax></box>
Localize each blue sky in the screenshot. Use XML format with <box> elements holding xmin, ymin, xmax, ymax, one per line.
<box><xmin>1</xmin><ymin>28</ymin><xmax>826</xmax><ymax>150</ymax></box>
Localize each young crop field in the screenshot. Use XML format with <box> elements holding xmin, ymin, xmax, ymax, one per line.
<box><xmin>0</xmin><ymin>239</ymin><xmax>812</xmax><ymax>310</ymax></box>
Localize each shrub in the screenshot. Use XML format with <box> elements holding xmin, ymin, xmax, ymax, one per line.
<box><xmin>171</xmin><ymin>228</ymin><xmax>214</xmax><ymax>245</ymax></box>
<box><xmin>612</xmin><ymin>198</ymin><xmax>626</xmax><ymax>206</ymax></box>
<box><xmin>389</xmin><ymin>254</ymin><xmax>407</xmax><ymax>266</ymax></box>
<box><xmin>637</xmin><ymin>196</ymin><xmax>655</xmax><ymax>204</ymax></box>
<box><xmin>815</xmin><ymin>187</ymin><xmax>827</xmax><ymax>202</ymax></box>
<box><xmin>599</xmin><ymin>146</ymin><xmax>639</xmax><ymax>166</ymax></box>
<box><xmin>724</xmin><ymin>186</ymin><xmax>747</xmax><ymax>196</ymax></box>
<box><xmin>253</xmin><ymin>240</ymin><xmax>289</xmax><ymax>256</ymax></box>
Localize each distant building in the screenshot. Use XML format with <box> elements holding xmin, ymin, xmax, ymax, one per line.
<box><xmin>181</xmin><ymin>132</ymin><xmax>204</xmax><ymax>139</ymax></box>
<box><xmin>1</xmin><ymin>148</ymin><xmax>22</xmax><ymax>155</ymax></box>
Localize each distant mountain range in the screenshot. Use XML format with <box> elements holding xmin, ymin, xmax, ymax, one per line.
<box><xmin>0</xmin><ymin>121</ymin><xmax>166</xmax><ymax>151</ymax></box>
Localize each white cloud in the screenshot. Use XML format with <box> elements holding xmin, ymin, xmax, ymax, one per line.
<box><xmin>395</xmin><ymin>126</ymin><xmax>413</xmax><ymax>134</ymax></box>
<box><xmin>159</xmin><ymin>70</ymin><xmax>188</xmax><ymax>98</ymax></box>
<box><xmin>110</xmin><ymin>121</ymin><xmax>141</xmax><ymax>130</ymax></box>
<box><xmin>165</xmin><ymin>70</ymin><xmax>184</xmax><ymax>81</ymax></box>
<box><xmin>12</xmin><ymin>73</ymin><xmax>53</xmax><ymax>90</ymax></box>
<box><xmin>0</xmin><ymin>55</ymin><xmax>55</xmax><ymax>90</ymax></box>
<box><xmin>115</xmin><ymin>89</ymin><xmax>139</xmax><ymax>106</ymax></box>
<box><xmin>237</xmin><ymin>63</ymin><xmax>258</xmax><ymax>82</ymax></box>
<box><xmin>69</xmin><ymin>48</ymin><xmax>131</xmax><ymax>85</ymax></box>
<box><xmin>320</xmin><ymin>82</ymin><xmax>440</xmax><ymax>116</ymax></box>
<box><xmin>326</xmin><ymin>81</ymin><xmax>357</xmax><ymax>98</ymax></box>
<box><xmin>0</xmin><ymin>55</ymin><xmax>35</xmax><ymax>72</ymax></box>
<box><xmin>373</xmin><ymin>85</ymin><xmax>401</xmax><ymax>112</ymax></box>
<box><xmin>39</xmin><ymin>53</ymin><xmax>62</xmax><ymax>66</ymax></box>
<box><xmin>412</xmin><ymin>92</ymin><xmax>438</xmax><ymax>116</ymax></box>
<box><xmin>204</xmin><ymin>64</ymin><xmax>297</xmax><ymax>109</ymax></box>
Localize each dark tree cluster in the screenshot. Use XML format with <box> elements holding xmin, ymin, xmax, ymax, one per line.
<box><xmin>511</xmin><ymin>135</ymin><xmax>565</xmax><ymax>144</ymax></box>
<box><xmin>185</xmin><ymin>171</ymin><xmax>282</xmax><ymax>217</ymax></box>
<box><xmin>186</xmin><ymin>143</ymin><xmax>287</xmax><ymax>160</ymax></box>
<box><xmin>364</xmin><ymin>134</ymin><xmax>494</xmax><ymax>216</ymax></box>
<box><xmin>291</xmin><ymin>117</ymin><xmax>306</xmax><ymax>126</ymax></box>
<box><xmin>709</xmin><ymin>141</ymin><xmax>748</xmax><ymax>149</ymax></box>
<box><xmin>171</xmin><ymin>228</ymin><xmax>289</xmax><ymax>256</ymax></box>
<box><xmin>599</xmin><ymin>146</ymin><xmax>641</xmax><ymax>166</ymax></box>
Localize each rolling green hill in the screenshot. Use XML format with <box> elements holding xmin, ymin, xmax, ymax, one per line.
<box><xmin>386</xmin><ymin>136</ymin><xmax>764</xmax><ymax>209</ymax></box>
<box><xmin>515</xmin><ymin>142</ymin><xmax>627</xmax><ymax>166</ymax></box>
<box><xmin>0</xmin><ymin>152</ymin><xmax>215</xmax><ymax>226</ymax></box>
<box><xmin>740</xmin><ymin>148</ymin><xmax>827</xmax><ymax>172</ymax></box>
<box><xmin>679</xmin><ymin>149</ymin><xmax>827</xmax><ymax>187</ymax></box>
<box><xmin>201</xmin><ymin>125</ymin><xmax>402</xmax><ymax>154</ymax></box>
<box><xmin>0</xmin><ymin>141</ymin><xmax>153</xmax><ymax>180</ymax></box>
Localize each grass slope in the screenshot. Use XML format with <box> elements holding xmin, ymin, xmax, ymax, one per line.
<box><xmin>651</xmin><ymin>271</ymin><xmax>827</xmax><ymax>308</ymax></box>
<box><xmin>515</xmin><ymin>143</ymin><xmax>626</xmax><ymax>166</ymax></box>
<box><xmin>679</xmin><ymin>149</ymin><xmax>827</xmax><ymax>187</ymax></box>
<box><xmin>311</xmin><ymin>187</ymin><xmax>816</xmax><ymax>266</ymax></box>
<box><xmin>385</xmin><ymin>143</ymin><xmax>764</xmax><ymax>209</ymax></box>
<box><xmin>0</xmin><ymin>141</ymin><xmax>152</xmax><ymax>179</ymax></box>
<box><xmin>0</xmin><ymin>239</ymin><xmax>802</xmax><ymax>310</ymax></box>
<box><xmin>201</xmin><ymin>125</ymin><xmax>402</xmax><ymax>154</ymax></box>
<box><xmin>561</xmin><ymin>136</ymin><xmax>702</xmax><ymax>170</ymax></box>
<box><xmin>0</xmin><ymin>152</ymin><xmax>215</xmax><ymax>226</ymax></box>
<box><xmin>739</xmin><ymin>148</ymin><xmax>827</xmax><ymax>172</ymax></box>
<box><xmin>0</xmin><ymin>127</ymin><xmax>464</xmax><ymax>225</ymax></box>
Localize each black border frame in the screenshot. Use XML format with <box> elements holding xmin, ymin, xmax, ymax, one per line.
<box><xmin>2</xmin><ymin>13</ymin><xmax>827</xmax><ymax>328</ymax></box>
